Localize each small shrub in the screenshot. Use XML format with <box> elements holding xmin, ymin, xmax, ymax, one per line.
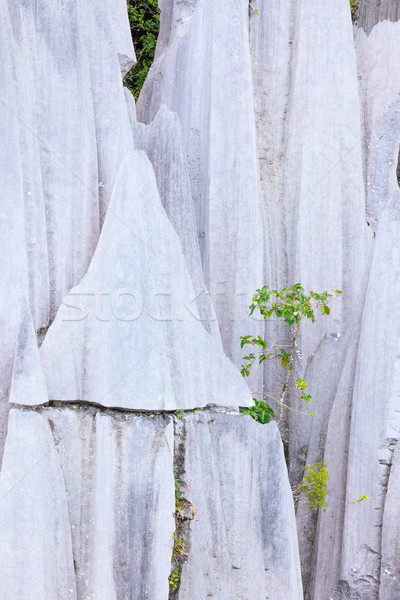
<box><xmin>124</xmin><ymin>0</ymin><xmax>160</xmax><ymax>99</ymax></box>
<box><xmin>349</xmin><ymin>0</ymin><xmax>359</xmax><ymax>16</ymax></box>
<box><xmin>299</xmin><ymin>461</ymin><xmax>329</xmax><ymax>511</ymax></box>
<box><xmin>239</xmin><ymin>284</ymin><xmax>341</xmax><ymax>423</ymax></box>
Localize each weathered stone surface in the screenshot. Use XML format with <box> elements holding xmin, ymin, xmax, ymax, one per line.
<box><xmin>0</xmin><ymin>406</ymin><xmax>302</xmax><ymax>600</ymax></box>
<box><xmin>380</xmin><ymin>440</ymin><xmax>400</xmax><ymax>600</ymax></box>
<box><xmin>37</xmin><ymin>151</ymin><xmax>251</xmax><ymax>410</ymax></box>
<box><xmin>355</xmin><ymin>20</ymin><xmax>400</xmax><ymax>228</ymax></box>
<box><xmin>250</xmin><ymin>2</ymin><xmax>370</xmax><ymax>594</ymax></box>
<box><xmin>8</xmin><ymin>299</ymin><xmax>48</xmax><ymax>407</ymax></box>
<box><xmin>3</xmin><ymin>0</ymin><xmax>252</xmax><ymax>413</ymax></box>
<box><xmin>316</xmin><ymin>20</ymin><xmax>400</xmax><ymax>600</ymax></box>
<box><xmin>130</xmin><ymin>104</ymin><xmax>221</xmax><ymax>342</ymax></box>
<box><xmin>309</xmin><ymin>327</ymin><xmax>362</xmax><ymax>600</ymax></box>
<box><xmin>357</xmin><ymin>0</ymin><xmax>400</xmax><ymax>34</ymax></box>
<box><xmin>340</xmin><ymin>195</ymin><xmax>400</xmax><ymax>598</ymax></box>
<box><xmin>176</xmin><ymin>413</ymin><xmax>303</xmax><ymax>600</ymax></box>
<box><xmin>137</xmin><ymin>0</ymin><xmax>265</xmax><ymax>378</ymax></box>
<box><xmin>0</xmin><ymin>407</ymin><xmax>175</xmax><ymax>600</ymax></box>
<box><xmin>0</xmin><ymin>409</ymin><xmax>77</xmax><ymax>600</ymax></box>
<box><xmin>0</xmin><ymin>0</ymin><xmax>136</xmax><ymax>458</ymax></box>
<box><xmin>8</xmin><ymin>0</ymin><xmax>400</xmax><ymax>598</ymax></box>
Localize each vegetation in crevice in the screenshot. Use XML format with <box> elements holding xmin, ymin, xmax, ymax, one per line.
<box><xmin>238</xmin><ymin>284</ymin><xmax>340</xmax><ymax>510</ymax></box>
<box><xmin>295</xmin><ymin>461</ymin><xmax>330</xmax><ymax>512</ymax></box>
<box><xmin>350</xmin><ymin>0</ymin><xmax>359</xmax><ymax>18</ymax></box>
<box><xmin>239</xmin><ymin>284</ymin><xmax>340</xmax><ymax>425</ymax></box>
<box><xmin>124</xmin><ymin>0</ymin><xmax>160</xmax><ymax>99</ymax></box>
<box><xmin>238</xmin><ymin>284</ymin><xmax>369</xmax><ymax>513</ymax></box>
<box><xmin>169</xmin><ymin>421</ymin><xmax>195</xmax><ymax>598</ymax></box>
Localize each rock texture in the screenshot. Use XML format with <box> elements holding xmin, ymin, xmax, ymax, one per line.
<box><xmin>3</xmin><ymin>0</ymin><xmax>400</xmax><ymax>598</ymax></box>
<box><xmin>176</xmin><ymin>414</ymin><xmax>303</xmax><ymax>600</ymax></box>
<box><xmin>0</xmin><ymin>407</ymin><xmax>175</xmax><ymax>600</ymax></box>
<box><xmin>2</xmin><ymin>0</ymin><xmax>252</xmax><ymax>413</ymax></box>
<box><xmin>37</xmin><ymin>150</ymin><xmax>251</xmax><ymax>411</ymax></box>
<box><xmin>357</xmin><ymin>0</ymin><xmax>400</xmax><ymax>34</ymax></box>
<box><xmin>136</xmin><ymin>0</ymin><xmax>400</xmax><ymax>598</ymax></box>
<box><xmin>0</xmin><ymin>1</ymin><xmax>302</xmax><ymax>598</ymax></box>
<box><xmin>0</xmin><ymin>408</ymin><xmax>302</xmax><ymax>600</ymax></box>
<box><xmin>130</xmin><ymin>103</ymin><xmax>222</xmax><ymax>343</ymax></box>
<box><xmin>137</xmin><ymin>0</ymin><xmax>266</xmax><ymax>378</ymax></box>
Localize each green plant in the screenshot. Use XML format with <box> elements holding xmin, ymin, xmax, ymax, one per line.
<box><xmin>169</xmin><ymin>475</ymin><xmax>195</xmax><ymax>592</ymax></box>
<box><xmin>352</xmin><ymin>494</ymin><xmax>369</xmax><ymax>504</ymax></box>
<box><xmin>239</xmin><ymin>284</ymin><xmax>341</xmax><ymax>423</ymax></box>
<box><xmin>239</xmin><ymin>399</ymin><xmax>275</xmax><ymax>424</ymax></box>
<box><xmin>124</xmin><ymin>0</ymin><xmax>160</xmax><ymax>99</ymax></box>
<box><xmin>174</xmin><ymin>475</ymin><xmax>194</xmax><ymax>521</ymax></box>
<box><xmin>249</xmin><ymin>2</ymin><xmax>259</xmax><ymax>15</ymax></box>
<box><xmin>174</xmin><ymin>409</ymin><xmax>184</xmax><ymax>420</ymax></box>
<box><xmin>349</xmin><ymin>0</ymin><xmax>359</xmax><ymax>16</ymax></box>
<box><xmin>169</xmin><ymin>567</ymin><xmax>179</xmax><ymax>592</ymax></box>
<box><xmin>298</xmin><ymin>461</ymin><xmax>329</xmax><ymax>512</ymax></box>
<box><xmin>172</xmin><ymin>532</ymin><xmax>188</xmax><ymax>558</ymax></box>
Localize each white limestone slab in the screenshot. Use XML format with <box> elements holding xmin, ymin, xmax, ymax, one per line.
<box><xmin>130</xmin><ymin>103</ymin><xmax>221</xmax><ymax>342</ymax></box>
<box><xmin>341</xmin><ymin>197</ymin><xmax>400</xmax><ymax>598</ymax></box>
<box><xmin>0</xmin><ymin>410</ymin><xmax>77</xmax><ymax>600</ymax></box>
<box><xmin>355</xmin><ymin>20</ymin><xmax>400</xmax><ymax>227</ymax></box>
<box><xmin>176</xmin><ymin>413</ymin><xmax>303</xmax><ymax>599</ymax></box>
<box><xmin>8</xmin><ymin>300</ymin><xmax>48</xmax><ymax>407</ymax></box>
<box><xmin>37</xmin><ymin>152</ymin><xmax>252</xmax><ymax>410</ymax></box>
<box><xmin>0</xmin><ymin>407</ymin><xmax>175</xmax><ymax>600</ymax></box>
<box><xmin>137</xmin><ymin>0</ymin><xmax>265</xmax><ymax>376</ymax></box>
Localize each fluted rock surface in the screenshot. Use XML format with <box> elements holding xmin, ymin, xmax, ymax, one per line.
<box><xmin>0</xmin><ymin>407</ymin><xmax>175</xmax><ymax>600</ymax></box>
<box><xmin>176</xmin><ymin>413</ymin><xmax>303</xmax><ymax>600</ymax></box>
<box><xmin>137</xmin><ymin>0</ymin><xmax>265</xmax><ymax>380</ymax></box>
<box><xmin>135</xmin><ymin>2</ymin><xmax>400</xmax><ymax>597</ymax></box>
<box><xmin>357</xmin><ymin>0</ymin><xmax>400</xmax><ymax>33</ymax></box>
<box><xmin>0</xmin><ymin>408</ymin><xmax>303</xmax><ymax>600</ymax></box>
<box><xmin>0</xmin><ymin>1</ymin><xmax>302</xmax><ymax>599</ymax></box>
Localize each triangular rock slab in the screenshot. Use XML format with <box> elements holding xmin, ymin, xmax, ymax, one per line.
<box><xmin>39</xmin><ymin>152</ymin><xmax>252</xmax><ymax>410</ymax></box>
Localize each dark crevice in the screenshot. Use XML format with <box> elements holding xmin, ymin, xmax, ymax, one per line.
<box><xmin>168</xmin><ymin>418</ymin><xmax>194</xmax><ymax>599</ymax></box>
<box><xmin>36</xmin><ymin>318</ymin><xmax>53</xmax><ymax>348</ymax></box>
<box><xmin>396</xmin><ymin>146</ymin><xmax>400</xmax><ymax>187</ymax></box>
<box><xmin>124</xmin><ymin>0</ymin><xmax>160</xmax><ymax>100</ymax></box>
<box><xmin>9</xmin><ymin>399</ymin><xmax>237</xmax><ymax>417</ymax></box>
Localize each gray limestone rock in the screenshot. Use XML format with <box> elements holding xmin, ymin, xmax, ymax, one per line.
<box><xmin>0</xmin><ymin>407</ymin><xmax>175</xmax><ymax>600</ymax></box>
<box><xmin>0</xmin><ymin>406</ymin><xmax>302</xmax><ymax>600</ymax></box>
<box><xmin>0</xmin><ymin>0</ymin><xmax>137</xmax><ymax>459</ymax></box>
<box><xmin>380</xmin><ymin>440</ymin><xmax>400</xmax><ymax>600</ymax></box>
<box><xmin>176</xmin><ymin>413</ymin><xmax>303</xmax><ymax>599</ymax></box>
<box><xmin>130</xmin><ymin>103</ymin><xmax>222</xmax><ymax>343</ymax></box>
<box><xmin>357</xmin><ymin>0</ymin><xmax>400</xmax><ymax>34</ymax></box>
<box><xmin>137</xmin><ymin>0</ymin><xmax>266</xmax><ymax>380</ymax></box>
<box><xmin>340</xmin><ymin>196</ymin><xmax>400</xmax><ymax>598</ymax></box>
<box><xmin>0</xmin><ymin>409</ymin><xmax>77</xmax><ymax>600</ymax></box>
<box><xmin>355</xmin><ymin>21</ymin><xmax>400</xmax><ymax>228</ymax></box>
<box><xmin>37</xmin><ymin>151</ymin><xmax>251</xmax><ymax>410</ymax></box>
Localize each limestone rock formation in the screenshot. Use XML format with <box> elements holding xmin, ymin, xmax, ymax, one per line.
<box><xmin>0</xmin><ymin>407</ymin><xmax>303</xmax><ymax>600</ymax></box>
<box><xmin>137</xmin><ymin>0</ymin><xmax>400</xmax><ymax>597</ymax></box>
<box><xmin>357</xmin><ymin>0</ymin><xmax>400</xmax><ymax>33</ymax></box>
<box><xmin>130</xmin><ymin>103</ymin><xmax>222</xmax><ymax>342</ymax></box>
<box><xmin>2</xmin><ymin>0</ymin><xmax>400</xmax><ymax>598</ymax></box>
<box><xmin>0</xmin><ymin>0</ymin><xmax>302</xmax><ymax>598</ymax></box>
<box><xmin>137</xmin><ymin>0</ymin><xmax>265</xmax><ymax>378</ymax></box>
<box><xmin>0</xmin><ymin>407</ymin><xmax>175</xmax><ymax>600</ymax></box>
<box><xmin>176</xmin><ymin>414</ymin><xmax>303</xmax><ymax>600</ymax></box>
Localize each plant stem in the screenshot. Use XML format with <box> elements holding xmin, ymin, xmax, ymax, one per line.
<box><xmin>277</xmin><ymin>320</ymin><xmax>301</xmax><ymax>425</ymax></box>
